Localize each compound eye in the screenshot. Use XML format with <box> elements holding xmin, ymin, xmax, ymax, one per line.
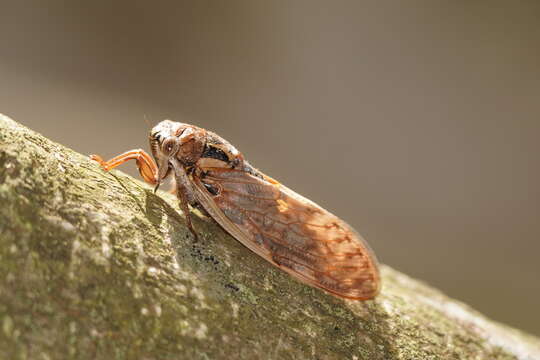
<box><xmin>161</xmin><ymin>137</ymin><xmax>177</xmax><ymax>155</ymax></box>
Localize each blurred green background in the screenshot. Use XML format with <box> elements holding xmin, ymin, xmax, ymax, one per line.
<box><xmin>1</xmin><ymin>1</ymin><xmax>539</xmax><ymax>335</ymax></box>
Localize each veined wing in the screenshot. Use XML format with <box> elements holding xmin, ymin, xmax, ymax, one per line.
<box><xmin>192</xmin><ymin>168</ymin><xmax>380</xmax><ymax>300</ymax></box>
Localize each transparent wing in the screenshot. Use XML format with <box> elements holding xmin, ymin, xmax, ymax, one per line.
<box><xmin>192</xmin><ymin>168</ymin><xmax>380</xmax><ymax>300</ymax></box>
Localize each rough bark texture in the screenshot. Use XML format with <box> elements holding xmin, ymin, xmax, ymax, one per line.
<box><xmin>0</xmin><ymin>114</ymin><xmax>539</xmax><ymax>360</ymax></box>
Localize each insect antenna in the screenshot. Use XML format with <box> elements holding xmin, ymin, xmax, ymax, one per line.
<box><xmin>143</xmin><ymin>114</ymin><xmax>152</xmax><ymax>128</ymax></box>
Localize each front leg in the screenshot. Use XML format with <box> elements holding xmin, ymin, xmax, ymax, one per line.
<box><xmin>90</xmin><ymin>149</ymin><xmax>158</xmax><ymax>185</ymax></box>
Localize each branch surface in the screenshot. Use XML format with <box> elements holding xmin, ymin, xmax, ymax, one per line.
<box><xmin>0</xmin><ymin>114</ymin><xmax>539</xmax><ymax>360</ymax></box>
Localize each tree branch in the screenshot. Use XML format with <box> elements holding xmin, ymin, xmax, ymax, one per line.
<box><xmin>0</xmin><ymin>114</ymin><xmax>538</xmax><ymax>359</ymax></box>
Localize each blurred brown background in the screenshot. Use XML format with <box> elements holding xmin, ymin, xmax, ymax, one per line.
<box><xmin>1</xmin><ymin>1</ymin><xmax>539</xmax><ymax>335</ymax></box>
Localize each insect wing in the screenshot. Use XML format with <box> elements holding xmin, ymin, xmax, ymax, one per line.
<box><xmin>193</xmin><ymin>168</ymin><xmax>380</xmax><ymax>300</ymax></box>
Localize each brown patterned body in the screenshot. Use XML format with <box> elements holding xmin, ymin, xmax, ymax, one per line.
<box><xmin>91</xmin><ymin>120</ymin><xmax>380</xmax><ymax>300</ymax></box>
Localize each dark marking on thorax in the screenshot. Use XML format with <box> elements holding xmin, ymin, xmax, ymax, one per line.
<box><xmin>202</xmin><ymin>144</ymin><xmax>230</xmax><ymax>163</ymax></box>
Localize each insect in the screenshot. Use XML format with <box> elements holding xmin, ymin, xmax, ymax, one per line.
<box><xmin>90</xmin><ymin>120</ymin><xmax>380</xmax><ymax>300</ymax></box>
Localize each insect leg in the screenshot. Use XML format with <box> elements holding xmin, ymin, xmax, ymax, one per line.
<box><xmin>90</xmin><ymin>149</ymin><xmax>158</xmax><ymax>185</ymax></box>
<box><xmin>193</xmin><ymin>202</ymin><xmax>211</xmax><ymax>217</ymax></box>
<box><xmin>176</xmin><ymin>186</ymin><xmax>198</xmax><ymax>241</ymax></box>
<box><xmin>169</xmin><ymin>158</ymin><xmax>199</xmax><ymax>240</ymax></box>
<box><xmin>167</xmin><ymin>179</ymin><xmax>209</xmax><ymax>217</ymax></box>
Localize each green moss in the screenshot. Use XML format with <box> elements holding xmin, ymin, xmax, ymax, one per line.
<box><xmin>0</xmin><ymin>114</ymin><xmax>539</xmax><ymax>359</ymax></box>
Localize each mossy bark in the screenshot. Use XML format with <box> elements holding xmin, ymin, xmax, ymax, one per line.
<box><xmin>0</xmin><ymin>114</ymin><xmax>538</xmax><ymax>360</ymax></box>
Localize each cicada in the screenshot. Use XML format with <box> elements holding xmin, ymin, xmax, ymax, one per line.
<box><xmin>91</xmin><ymin>120</ymin><xmax>380</xmax><ymax>300</ymax></box>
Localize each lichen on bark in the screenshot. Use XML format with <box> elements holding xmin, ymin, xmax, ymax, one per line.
<box><xmin>0</xmin><ymin>114</ymin><xmax>539</xmax><ymax>360</ymax></box>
